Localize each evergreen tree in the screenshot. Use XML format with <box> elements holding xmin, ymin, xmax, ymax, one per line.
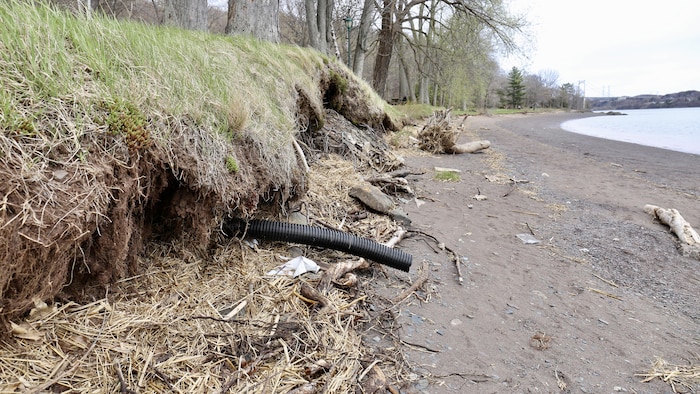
<box><xmin>505</xmin><ymin>66</ymin><xmax>525</xmax><ymax>108</ymax></box>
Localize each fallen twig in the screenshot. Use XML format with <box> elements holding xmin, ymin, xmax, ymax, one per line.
<box><xmin>392</xmin><ymin>261</ymin><xmax>429</xmax><ymax>304</ymax></box>
<box><xmin>586</xmin><ymin>287</ymin><xmax>622</xmax><ymax>301</ymax></box>
<box><xmin>406</xmin><ymin>230</ymin><xmax>463</xmax><ymax>283</ymax></box>
<box><xmin>592</xmin><ymin>273</ymin><xmax>619</xmax><ymax>288</ymax></box>
<box><xmin>383</xmin><ymin>227</ymin><xmax>407</xmax><ymax>248</ymax></box>
<box><xmin>318</xmin><ymin>259</ymin><xmax>370</xmax><ymax>291</ymax></box>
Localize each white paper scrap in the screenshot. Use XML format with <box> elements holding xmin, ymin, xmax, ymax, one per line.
<box><xmin>266</xmin><ymin>256</ymin><xmax>320</xmax><ymax>277</ymax></box>
<box><xmin>516</xmin><ymin>233</ymin><xmax>541</xmax><ymax>244</ymax></box>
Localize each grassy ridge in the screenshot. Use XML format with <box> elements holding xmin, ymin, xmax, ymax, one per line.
<box><xmin>0</xmin><ymin>2</ymin><xmax>328</xmax><ymax>146</ymax></box>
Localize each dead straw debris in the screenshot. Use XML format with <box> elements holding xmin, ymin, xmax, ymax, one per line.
<box><xmin>0</xmin><ymin>156</ymin><xmax>415</xmax><ymax>393</ymax></box>
<box><xmin>637</xmin><ymin>357</ymin><xmax>700</xmax><ymax>393</ymax></box>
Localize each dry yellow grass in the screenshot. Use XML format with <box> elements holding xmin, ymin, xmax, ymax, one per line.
<box><xmin>0</xmin><ymin>156</ymin><xmax>410</xmax><ymax>393</ymax></box>
<box><xmin>637</xmin><ymin>357</ymin><xmax>700</xmax><ymax>393</ymax></box>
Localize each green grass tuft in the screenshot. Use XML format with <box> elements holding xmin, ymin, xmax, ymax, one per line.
<box><xmin>105</xmin><ymin>99</ymin><xmax>150</xmax><ymax>150</ymax></box>
<box><xmin>225</xmin><ymin>156</ymin><xmax>239</xmax><ymax>173</ymax></box>
<box><xmin>434</xmin><ymin>170</ymin><xmax>461</xmax><ymax>182</ymax></box>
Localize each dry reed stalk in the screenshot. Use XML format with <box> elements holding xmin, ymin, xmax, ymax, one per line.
<box><xmin>637</xmin><ymin>357</ymin><xmax>700</xmax><ymax>393</ymax></box>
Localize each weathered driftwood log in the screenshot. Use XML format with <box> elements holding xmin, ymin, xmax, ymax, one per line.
<box><xmin>644</xmin><ymin>205</ymin><xmax>700</xmax><ymax>245</ymax></box>
<box><xmin>644</xmin><ymin>204</ymin><xmax>700</xmax><ymax>260</ymax></box>
<box><xmin>448</xmin><ymin>140</ymin><xmax>491</xmax><ymax>154</ymax></box>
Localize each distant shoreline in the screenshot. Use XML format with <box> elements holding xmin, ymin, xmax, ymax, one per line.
<box><xmin>473</xmin><ymin>111</ymin><xmax>700</xmax><ymax>196</ymax></box>
<box><xmin>587</xmin><ymin>89</ymin><xmax>700</xmax><ymax>110</ymax></box>
<box><xmin>493</xmin><ymin>110</ymin><xmax>700</xmax><ymax>157</ymax></box>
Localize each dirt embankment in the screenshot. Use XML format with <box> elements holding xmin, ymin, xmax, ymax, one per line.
<box><xmin>0</xmin><ymin>7</ymin><xmax>396</xmax><ymax>327</ymax></box>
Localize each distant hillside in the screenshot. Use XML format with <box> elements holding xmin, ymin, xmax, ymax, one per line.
<box><xmin>587</xmin><ymin>90</ymin><xmax>700</xmax><ymax>110</ymax></box>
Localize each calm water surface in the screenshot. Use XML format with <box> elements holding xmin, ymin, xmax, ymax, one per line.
<box><xmin>561</xmin><ymin>107</ymin><xmax>700</xmax><ymax>155</ymax></box>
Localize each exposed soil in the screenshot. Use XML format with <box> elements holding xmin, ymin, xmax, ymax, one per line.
<box><xmin>372</xmin><ymin>113</ymin><xmax>700</xmax><ymax>393</ymax></box>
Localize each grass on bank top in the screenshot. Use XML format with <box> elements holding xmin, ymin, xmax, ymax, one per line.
<box><xmin>0</xmin><ymin>0</ymin><xmax>312</xmax><ymax>139</ymax></box>
<box><xmin>0</xmin><ymin>0</ymin><xmax>388</xmax><ymax>166</ymax></box>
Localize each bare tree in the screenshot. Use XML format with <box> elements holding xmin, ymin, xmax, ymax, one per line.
<box><xmin>280</xmin><ymin>0</ymin><xmax>309</xmax><ymax>45</ymax></box>
<box><xmin>372</xmin><ymin>0</ymin><xmax>396</xmax><ymax>98</ymax></box>
<box><xmin>163</xmin><ymin>0</ymin><xmax>207</xmax><ymax>30</ymax></box>
<box><xmin>371</xmin><ymin>0</ymin><xmax>525</xmax><ymax>99</ymax></box>
<box><xmin>226</xmin><ymin>0</ymin><xmax>280</xmax><ymax>42</ymax></box>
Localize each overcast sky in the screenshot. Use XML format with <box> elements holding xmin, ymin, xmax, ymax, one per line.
<box><xmin>501</xmin><ymin>0</ymin><xmax>700</xmax><ymax>97</ymax></box>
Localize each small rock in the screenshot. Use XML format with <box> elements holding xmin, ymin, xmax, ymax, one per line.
<box><xmin>287</xmin><ymin>246</ymin><xmax>304</xmax><ymax>258</ymax></box>
<box><xmin>415</xmin><ymin>379</ymin><xmax>429</xmax><ymax>389</ymax></box>
<box><xmin>411</xmin><ymin>314</ymin><xmax>424</xmax><ymax>324</ymax></box>
<box><xmin>287</xmin><ymin>212</ymin><xmax>308</xmax><ymax>225</ymax></box>
<box><xmin>389</xmin><ymin>208</ymin><xmax>411</xmax><ymax>226</ymax></box>
<box><xmin>349</xmin><ymin>183</ymin><xmax>394</xmax><ymax>213</ymax></box>
<box><xmin>53</xmin><ymin>169</ymin><xmax>69</xmax><ymax>180</ymax></box>
<box><xmin>450</xmin><ymin>318</ymin><xmax>462</xmax><ymax>326</ymax></box>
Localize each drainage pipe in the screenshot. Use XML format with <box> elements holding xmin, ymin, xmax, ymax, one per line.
<box><xmin>224</xmin><ymin>219</ymin><xmax>412</xmax><ymax>272</ymax></box>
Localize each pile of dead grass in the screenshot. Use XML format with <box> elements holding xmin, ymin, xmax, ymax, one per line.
<box><xmin>637</xmin><ymin>357</ymin><xmax>700</xmax><ymax>393</ymax></box>
<box><xmin>0</xmin><ymin>156</ymin><xmax>412</xmax><ymax>393</ymax></box>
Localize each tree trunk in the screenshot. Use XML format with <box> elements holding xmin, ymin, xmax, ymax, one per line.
<box><xmin>324</xmin><ymin>0</ymin><xmax>334</xmax><ymax>52</ymax></box>
<box><xmin>305</xmin><ymin>0</ymin><xmax>320</xmax><ymax>50</ymax></box>
<box><xmin>352</xmin><ymin>0</ymin><xmax>374</xmax><ymax>76</ymax></box>
<box><xmin>419</xmin><ymin>76</ymin><xmax>428</xmax><ymax>104</ymax></box>
<box><xmin>225</xmin><ymin>0</ymin><xmax>279</xmax><ymax>42</ymax></box>
<box><xmin>372</xmin><ymin>0</ymin><xmax>395</xmax><ymax>98</ymax></box>
<box><xmin>397</xmin><ymin>36</ymin><xmax>414</xmax><ymax>102</ymax></box>
<box><xmin>163</xmin><ymin>0</ymin><xmax>207</xmax><ymax>31</ymax></box>
<box><xmin>398</xmin><ymin>57</ymin><xmax>409</xmax><ymax>102</ymax></box>
<box><xmin>305</xmin><ymin>0</ymin><xmax>331</xmax><ymax>54</ymax></box>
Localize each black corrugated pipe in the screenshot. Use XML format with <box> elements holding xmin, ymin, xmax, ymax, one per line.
<box><xmin>224</xmin><ymin>219</ymin><xmax>412</xmax><ymax>272</ymax></box>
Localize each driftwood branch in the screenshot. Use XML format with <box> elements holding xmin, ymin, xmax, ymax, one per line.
<box><xmin>447</xmin><ymin>140</ymin><xmax>491</xmax><ymax>154</ymax></box>
<box><xmin>644</xmin><ymin>204</ymin><xmax>700</xmax><ymax>259</ymax></box>
<box><xmin>383</xmin><ymin>228</ymin><xmax>407</xmax><ymax>248</ymax></box>
<box><xmin>365</xmin><ymin>175</ymin><xmax>414</xmax><ymax>195</ymax></box>
<box><xmin>392</xmin><ymin>261</ymin><xmax>429</xmax><ymax>304</ymax></box>
<box><xmin>318</xmin><ymin>259</ymin><xmax>370</xmax><ymax>292</ymax></box>
<box><xmin>644</xmin><ymin>205</ymin><xmax>700</xmax><ymax>245</ymax></box>
<box><xmin>407</xmin><ymin>229</ymin><xmax>463</xmax><ymax>283</ymax></box>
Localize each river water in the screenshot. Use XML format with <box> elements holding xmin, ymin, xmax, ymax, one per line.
<box><xmin>561</xmin><ymin>107</ymin><xmax>700</xmax><ymax>155</ymax></box>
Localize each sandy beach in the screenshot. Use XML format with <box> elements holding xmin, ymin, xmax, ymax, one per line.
<box><xmin>380</xmin><ymin>112</ymin><xmax>700</xmax><ymax>393</ymax></box>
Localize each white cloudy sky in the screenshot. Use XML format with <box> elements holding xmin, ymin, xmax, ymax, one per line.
<box><xmin>501</xmin><ymin>0</ymin><xmax>700</xmax><ymax>97</ymax></box>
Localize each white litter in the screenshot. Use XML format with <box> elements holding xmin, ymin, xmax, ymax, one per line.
<box><xmin>516</xmin><ymin>233</ymin><xmax>541</xmax><ymax>244</ymax></box>
<box><xmin>266</xmin><ymin>256</ymin><xmax>320</xmax><ymax>277</ymax></box>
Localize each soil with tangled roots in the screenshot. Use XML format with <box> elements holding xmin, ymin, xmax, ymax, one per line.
<box><xmin>369</xmin><ymin>113</ymin><xmax>699</xmax><ymax>393</ymax></box>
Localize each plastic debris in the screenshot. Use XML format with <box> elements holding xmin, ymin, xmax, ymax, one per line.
<box><xmin>266</xmin><ymin>256</ymin><xmax>320</xmax><ymax>277</ymax></box>
<box><xmin>516</xmin><ymin>233</ymin><xmax>541</xmax><ymax>244</ymax></box>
